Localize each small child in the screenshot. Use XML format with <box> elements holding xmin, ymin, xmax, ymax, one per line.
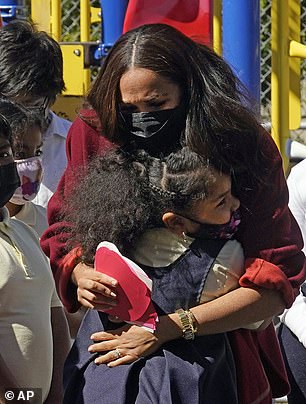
<box><xmin>68</xmin><ymin>147</ymin><xmax>246</xmax><ymax>306</ymax></box>
<box><xmin>62</xmin><ymin>147</ymin><xmax>263</xmax><ymax>404</ymax></box>
<box><xmin>0</xmin><ymin>99</ymin><xmax>47</xmax><ymax>236</ymax></box>
<box><xmin>0</xmin><ymin>98</ymin><xmax>84</xmax><ymax>339</ymax></box>
<box><xmin>0</xmin><ymin>20</ymin><xmax>72</xmax><ymax>208</ymax></box>
<box><xmin>0</xmin><ymin>112</ymin><xmax>70</xmax><ymax>403</ymax></box>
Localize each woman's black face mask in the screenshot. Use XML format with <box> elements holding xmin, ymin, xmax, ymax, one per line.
<box><xmin>120</xmin><ymin>104</ymin><xmax>186</xmax><ymax>157</ymax></box>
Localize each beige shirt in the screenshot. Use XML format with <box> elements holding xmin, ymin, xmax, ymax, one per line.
<box><xmin>13</xmin><ymin>201</ymin><xmax>48</xmax><ymax>237</ymax></box>
<box><xmin>0</xmin><ymin>207</ymin><xmax>61</xmax><ymax>401</ymax></box>
<box><xmin>132</xmin><ymin>228</ymin><xmax>262</xmax><ymax>329</ymax></box>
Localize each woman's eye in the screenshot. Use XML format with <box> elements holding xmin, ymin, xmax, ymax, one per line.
<box><xmin>149</xmin><ymin>101</ymin><xmax>165</xmax><ymax>109</ymax></box>
<box><xmin>119</xmin><ymin>104</ymin><xmax>136</xmax><ymax>113</ymax></box>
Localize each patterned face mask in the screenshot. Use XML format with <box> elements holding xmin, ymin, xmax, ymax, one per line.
<box><xmin>9</xmin><ymin>156</ymin><xmax>43</xmax><ymax>205</ymax></box>
<box><xmin>186</xmin><ymin>210</ymin><xmax>241</xmax><ymax>240</ymax></box>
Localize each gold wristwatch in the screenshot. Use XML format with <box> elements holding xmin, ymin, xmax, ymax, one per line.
<box><xmin>176</xmin><ymin>308</ymin><xmax>197</xmax><ymax>340</ymax></box>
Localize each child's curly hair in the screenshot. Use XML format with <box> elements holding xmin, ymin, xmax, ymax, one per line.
<box><xmin>66</xmin><ymin>147</ymin><xmax>217</xmax><ymax>264</ymax></box>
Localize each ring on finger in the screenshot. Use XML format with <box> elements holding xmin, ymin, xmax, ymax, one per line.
<box><xmin>113</xmin><ymin>348</ymin><xmax>121</xmax><ymax>360</ymax></box>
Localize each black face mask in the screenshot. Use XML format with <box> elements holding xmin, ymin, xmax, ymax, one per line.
<box><xmin>186</xmin><ymin>210</ymin><xmax>241</xmax><ymax>240</ymax></box>
<box><xmin>120</xmin><ymin>104</ymin><xmax>186</xmax><ymax>157</ymax></box>
<box><xmin>0</xmin><ymin>162</ymin><xmax>21</xmax><ymax>208</ymax></box>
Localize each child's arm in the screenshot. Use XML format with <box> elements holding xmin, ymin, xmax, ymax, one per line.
<box><xmin>44</xmin><ymin>306</ymin><xmax>71</xmax><ymax>404</ymax></box>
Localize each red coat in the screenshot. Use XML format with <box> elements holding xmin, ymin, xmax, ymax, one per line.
<box><xmin>41</xmin><ymin>113</ymin><xmax>305</xmax><ymax>402</ymax></box>
<box><xmin>41</xmin><ymin>113</ymin><xmax>306</xmax><ymax>311</ymax></box>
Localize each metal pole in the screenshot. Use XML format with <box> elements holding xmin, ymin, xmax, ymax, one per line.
<box><xmin>80</xmin><ymin>0</ymin><xmax>91</xmax><ymax>92</ymax></box>
<box><xmin>213</xmin><ymin>0</ymin><xmax>222</xmax><ymax>56</ymax></box>
<box><xmin>222</xmin><ymin>0</ymin><xmax>260</xmax><ymax>110</ymax></box>
<box><xmin>100</xmin><ymin>0</ymin><xmax>128</xmax><ymax>45</ymax></box>
<box><xmin>50</xmin><ymin>0</ymin><xmax>61</xmax><ymax>41</ymax></box>
<box><xmin>271</xmin><ymin>0</ymin><xmax>289</xmax><ymax>160</ymax></box>
<box><xmin>80</xmin><ymin>0</ymin><xmax>90</xmax><ymax>42</ymax></box>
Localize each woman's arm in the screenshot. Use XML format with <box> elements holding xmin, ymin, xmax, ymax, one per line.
<box><xmin>40</xmin><ymin>115</ymin><xmax>113</xmax><ymax>312</ymax></box>
<box><xmin>89</xmin><ymin>285</ymin><xmax>285</xmax><ymax>366</ymax></box>
<box><xmin>279</xmin><ymin>160</ymin><xmax>306</xmax><ymax>345</ymax></box>
<box><xmin>236</xmin><ymin>130</ymin><xmax>306</xmax><ymax>305</ymax></box>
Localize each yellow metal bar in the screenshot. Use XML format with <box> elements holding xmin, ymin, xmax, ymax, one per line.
<box><xmin>31</xmin><ymin>0</ymin><xmax>61</xmax><ymax>40</ymax></box>
<box><xmin>80</xmin><ymin>0</ymin><xmax>91</xmax><ymax>93</ymax></box>
<box><xmin>271</xmin><ymin>0</ymin><xmax>289</xmax><ymax>163</ymax></box>
<box><xmin>50</xmin><ymin>0</ymin><xmax>61</xmax><ymax>41</ymax></box>
<box><xmin>213</xmin><ymin>0</ymin><xmax>222</xmax><ymax>55</ymax></box>
<box><xmin>289</xmin><ymin>40</ymin><xmax>306</xmax><ymax>58</ymax></box>
<box><xmin>80</xmin><ymin>0</ymin><xmax>90</xmax><ymax>42</ymax></box>
<box><xmin>90</xmin><ymin>6</ymin><xmax>101</xmax><ymax>24</ymax></box>
<box><xmin>288</xmin><ymin>0</ymin><xmax>301</xmax><ymax>130</ymax></box>
<box><xmin>31</xmin><ymin>0</ymin><xmax>51</xmax><ymax>33</ymax></box>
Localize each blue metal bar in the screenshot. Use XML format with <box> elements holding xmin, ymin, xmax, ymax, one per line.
<box><xmin>222</xmin><ymin>0</ymin><xmax>260</xmax><ymax>109</ymax></box>
<box><xmin>0</xmin><ymin>0</ymin><xmax>24</xmax><ymax>4</ymax></box>
<box><xmin>96</xmin><ymin>0</ymin><xmax>128</xmax><ymax>58</ymax></box>
<box><xmin>0</xmin><ymin>0</ymin><xmax>26</xmax><ymax>23</ymax></box>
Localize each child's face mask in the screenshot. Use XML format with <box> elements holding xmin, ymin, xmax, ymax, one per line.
<box><xmin>186</xmin><ymin>209</ymin><xmax>241</xmax><ymax>240</ymax></box>
<box><xmin>0</xmin><ymin>162</ymin><xmax>20</xmax><ymax>208</ymax></box>
<box><xmin>9</xmin><ymin>156</ymin><xmax>43</xmax><ymax>205</ymax></box>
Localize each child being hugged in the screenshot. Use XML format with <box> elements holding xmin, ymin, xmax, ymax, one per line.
<box><xmin>63</xmin><ymin>147</ymin><xmax>278</xmax><ymax>404</ymax></box>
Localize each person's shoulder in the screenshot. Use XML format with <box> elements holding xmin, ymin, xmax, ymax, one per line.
<box><xmin>48</xmin><ymin>111</ymin><xmax>72</xmax><ymax>139</ymax></box>
<box><xmin>289</xmin><ymin>158</ymin><xmax>306</xmax><ymax>178</ymax></box>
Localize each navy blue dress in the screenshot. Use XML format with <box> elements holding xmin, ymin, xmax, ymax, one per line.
<box><xmin>63</xmin><ymin>238</ymin><xmax>238</xmax><ymax>404</ymax></box>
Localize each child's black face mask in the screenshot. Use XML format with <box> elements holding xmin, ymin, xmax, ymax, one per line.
<box><xmin>186</xmin><ymin>210</ymin><xmax>241</xmax><ymax>240</ymax></box>
<box><xmin>0</xmin><ymin>162</ymin><xmax>20</xmax><ymax>208</ymax></box>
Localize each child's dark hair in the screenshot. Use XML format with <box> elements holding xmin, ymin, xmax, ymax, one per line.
<box><xmin>67</xmin><ymin>147</ymin><xmax>217</xmax><ymax>264</ymax></box>
<box><xmin>0</xmin><ymin>20</ymin><xmax>65</xmax><ymax>102</ymax></box>
<box><xmin>0</xmin><ymin>99</ymin><xmax>43</xmax><ymax>156</ymax></box>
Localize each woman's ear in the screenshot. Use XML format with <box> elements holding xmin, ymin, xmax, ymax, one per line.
<box><xmin>162</xmin><ymin>212</ymin><xmax>189</xmax><ymax>237</ymax></box>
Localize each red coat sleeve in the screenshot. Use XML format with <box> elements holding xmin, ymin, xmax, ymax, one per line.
<box><xmin>236</xmin><ymin>129</ymin><xmax>306</xmax><ymax>307</ymax></box>
<box><xmin>40</xmin><ymin>115</ymin><xmax>112</xmax><ymax>312</ymax></box>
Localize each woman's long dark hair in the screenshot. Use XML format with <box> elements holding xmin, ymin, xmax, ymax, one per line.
<box><xmin>66</xmin><ymin>147</ymin><xmax>217</xmax><ymax>264</ymax></box>
<box><xmin>87</xmin><ymin>23</ymin><xmax>269</xmax><ymax>186</ymax></box>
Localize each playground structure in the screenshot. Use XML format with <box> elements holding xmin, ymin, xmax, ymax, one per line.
<box><xmin>1</xmin><ymin>0</ymin><xmax>306</xmax><ymax>163</ymax></box>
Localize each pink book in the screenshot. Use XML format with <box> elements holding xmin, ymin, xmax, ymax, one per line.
<box><xmin>94</xmin><ymin>242</ymin><xmax>159</xmax><ymax>331</ymax></box>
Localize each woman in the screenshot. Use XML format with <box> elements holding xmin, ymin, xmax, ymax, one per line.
<box><xmin>41</xmin><ymin>24</ymin><xmax>305</xmax><ymax>402</ymax></box>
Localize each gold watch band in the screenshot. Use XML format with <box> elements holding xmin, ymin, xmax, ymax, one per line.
<box><xmin>176</xmin><ymin>308</ymin><xmax>197</xmax><ymax>340</ymax></box>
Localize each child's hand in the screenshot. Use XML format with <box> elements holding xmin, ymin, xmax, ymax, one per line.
<box><xmin>71</xmin><ymin>262</ymin><xmax>118</xmax><ymax>311</ymax></box>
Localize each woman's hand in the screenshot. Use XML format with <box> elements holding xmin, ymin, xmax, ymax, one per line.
<box><xmin>88</xmin><ymin>323</ymin><xmax>161</xmax><ymax>367</ymax></box>
<box><xmin>88</xmin><ymin>315</ymin><xmax>182</xmax><ymax>367</ymax></box>
<box><xmin>71</xmin><ymin>262</ymin><xmax>118</xmax><ymax>311</ymax></box>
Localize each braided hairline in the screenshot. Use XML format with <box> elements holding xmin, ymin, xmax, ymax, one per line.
<box><xmin>147</xmin><ymin>153</ymin><xmax>211</xmax><ymax>201</ymax></box>
<box><xmin>148</xmin><ymin>181</ymin><xmax>208</xmax><ymax>201</ymax></box>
